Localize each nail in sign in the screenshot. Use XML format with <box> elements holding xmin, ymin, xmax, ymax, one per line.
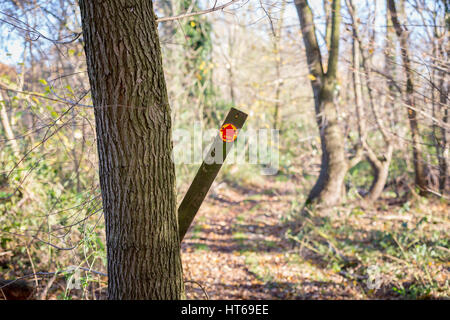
<box><xmin>220</xmin><ymin>123</ymin><xmax>238</xmax><ymax>142</ymax></box>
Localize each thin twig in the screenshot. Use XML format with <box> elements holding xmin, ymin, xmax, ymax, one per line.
<box><xmin>157</xmin><ymin>0</ymin><xmax>240</xmax><ymax>22</ymax></box>
<box><xmin>184</xmin><ymin>280</ymin><xmax>209</xmax><ymax>300</ymax></box>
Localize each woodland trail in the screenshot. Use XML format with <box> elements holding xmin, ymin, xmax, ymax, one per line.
<box><xmin>181</xmin><ymin>178</ymin><xmax>366</xmax><ymax>299</ymax></box>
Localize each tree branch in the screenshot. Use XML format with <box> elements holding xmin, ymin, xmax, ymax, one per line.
<box><xmin>326</xmin><ymin>0</ymin><xmax>341</xmax><ymax>79</ymax></box>
<box><xmin>294</xmin><ymin>0</ymin><xmax>324</xmax><ymax>83</ymax></box>
<box><xmin>156</xmin><ymin>0</ymin><xmax>240</xmax><ymax>23</ymax></box>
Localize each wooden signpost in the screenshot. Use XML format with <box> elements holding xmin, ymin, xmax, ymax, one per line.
<box><xmin>178</xmin><ymin>107</ymin><xmax>248</xmax><ymax>241</ymax></box>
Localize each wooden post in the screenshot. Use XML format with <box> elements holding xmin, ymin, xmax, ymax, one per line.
<box><xmin>178</xmin><ymin>107</ymin><xmax>248</xmax><ymax>241</ymax></box>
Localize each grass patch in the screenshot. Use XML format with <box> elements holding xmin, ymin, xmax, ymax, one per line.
<box><xmin>285</xmin><ymin>200</ymin><xmax>450</xmax><ymax>299</ymax></box>
<box><xmin>193</xmin><ymin>243</ymin><xmax>210</xmax><ymax>251</ymax></box>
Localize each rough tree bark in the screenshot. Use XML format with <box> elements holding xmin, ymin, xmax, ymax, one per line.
<box><xmin>295</xmin><ymin>0</ymin><xmax>348</xmax><ymax>206</ymax></box>
<box><xmin>78</xmin><ymin>0</ymin><xmax>184</xmax><ymax>299</ymax></box>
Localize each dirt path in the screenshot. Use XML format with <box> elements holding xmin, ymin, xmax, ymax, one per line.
<box><xmin>181</xmin><ymin>179</ymin><xmax>365</xmax><ymax>299</ymax></box>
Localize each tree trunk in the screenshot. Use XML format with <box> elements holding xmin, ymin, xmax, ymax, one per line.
<box><xmin>437</xmin><ymin>70</ymin><xmax>448</xmax><ymax>193</ymax></box>
<box><xmin>308</xmin><ymin>78</ymin><xmax>348</xmax><ymax>206</ymax></box>
<box><xmin>388</xmin><ymin>0</ymin><xmax>429</xmax><ymax>195</ymax></box>
<box><xmin>435</xmin><ymin>4</ymin><xmax>449</xmax><ymax>194</ymax></box>
<box><xmin>272</xmin><ymin>0</ymin><xmax>286</xmax><ymax>130</ymax></box>
<box><xmin>295</xmin><ymin>0</ymin><xmax>347</xmax><ymax>206</ymax></box>
<box><xmin>0</xmin><ymin>91</ymin><xmax>20</xmax><ymax>158</ymax></box>
<box><xmin>323</xmin><ymin>0</ymin><xmax>332</xmax><ymax>53</ymax></box>
<box><xmin>347</xmin><ymin>0</ymin><xmax>393</xmax><ymax>204</ymax></box>
<box><xmin>365</xmin><ymin>144</ymin><xmax>393</xmax><ymax>203</ymax></box>
<box><xmin>78</xmin><ymin>0</ymin><xmax>184</xmax><ymax>299</ymax></box>
<box><xmin>385</xmin><ymin>0</ymin><xmax>399</xmax><ymax>129</ymax></box>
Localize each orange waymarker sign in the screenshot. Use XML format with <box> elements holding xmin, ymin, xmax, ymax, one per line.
<box><xmin>220</xmin><ymin>123</ymin><xmax>238</xmax><ymax>142</ymax></box>
<box><xmin>178</xmin><ymin>108</ymin><xmax>248</xmax><ymax>242</ymax></box>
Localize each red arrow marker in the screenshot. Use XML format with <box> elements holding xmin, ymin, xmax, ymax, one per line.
<box><xmin>220</xmin><ymin>123</ymin><xmax>238</xmax><ymax>142</ymax></box>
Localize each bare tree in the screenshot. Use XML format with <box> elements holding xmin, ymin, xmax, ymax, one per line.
<box><xmin>347</xmin><ymin>0</ymin><xmax>394</xmax><ymax>204</ymax></box>
<box><xmin>388</xmin><ymin>0</ymin><xmax>430</xmax><ymax>195</ymax></box>
<box><xmin>429</xmin><ymin>0</ymin><xmax>449</xmax><ymax>194</ymax></box>
<box><xmin>295</xmin><ymin>0</ymin><xmax>348</xmax><ymax>206</ymax></box>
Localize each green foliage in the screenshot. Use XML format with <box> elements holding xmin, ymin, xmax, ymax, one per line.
<box><xmin>286</xmin><ymin>203</ymin><xmax>449</xmax><ymax>299</ymax></box>
<box><xmin>180</xmin><ymin>0</ymin><xmax>217</xmax><ymax>125</ymax></box>
<box><xmin>346</xmin><ymin>160</ymin><xmax>373</xmax><ymax>198</ymax></box>
<box><xmin>193</xmin><ymin>243</ymin><xmax>210</xmax><ymax>251</ymax></box>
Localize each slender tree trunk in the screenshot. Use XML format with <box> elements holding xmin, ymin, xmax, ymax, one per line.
<box><xmin>272</xmin><ymin>0</ymin><xmax>286</xmax><ymax>130</ymax></box>
<box><xmin>323</xmin><ymin>0</ymin><xmax>332</xmax><ymax>56</ymax></box>
<box><xmin>363</xmin><ymin>125</ymin><xmax>394</xmax><ymax>203</ymax></box>
<box><xmin>295</xmin><ymin>0</ymin><xmax>347</xmax><ymax>206</ymax></box>
<box><xmin>388</xmin><ymin>0</ymin><xmax>429</xmax><ymax>195</ymax></box>
<box><xmin>436</xmin><ymin>4</ymin><xmax>449</xmax><ymax>194</ymax></box>
<box><xmin>0</xmin><ymin>92</ymin><xmax>20</xmax><ymax>158</ymax></box>
<box><xmin>437</xmin><ymin>72</ymin><xmax>448</xmax><ymax>193</ymax></box>
<box><xmin>385</xmin><ymin>0</ymin><xmax>399</xmax><ymax>129</ymax></box>
<box><xmin>79</xmin><ymin>0</ymin><xmax>184</xmax><ymax>300</ymax></box>
<box><xmin>366</xmin><ymin>148</ymin><xmax>393</xmax><ymax>203</ymax></box>
<box><xmin>350</xmin><ymin>5</ymin><xmax>366</xmax><ymax>147</ymax></box>
<box><xmin>227</xmin><ymin>30</ymin><xmax>236</xmax><ymax>106</ymax></box>
<box><xmin>347</xmin><ymin>0</ymin><xmax>393</xmax><ymax>204</ymax></box>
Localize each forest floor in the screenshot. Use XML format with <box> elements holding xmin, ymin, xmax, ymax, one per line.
<box><xmin>181</xmin><ymin>176</ymin><xmax>449</xmax><ymax>300</ymax></box>
<box><xmin>1</xmin><ymin>176</ymin><xmax>448</xmax><ymax>300</ymax></box>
